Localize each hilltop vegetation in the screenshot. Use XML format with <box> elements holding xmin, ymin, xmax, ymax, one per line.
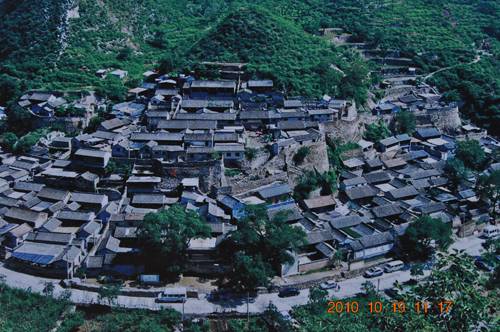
<box><xmin>0</xmin><ymin>284</ymin><xmax>69</xmax><ymax>332</ymax></box>
<box><xmin>429</xmin><ymin>58</ymin><xmax>499</xmax><ymax>135</ymax></box>
<box><xmin>187</xmin><ymin>6</ymin><xmax>368</xmax><ymax>100</ymax></box>
<box><xmin>0</xmin><ymin>0</ymin><xmax>497</xmax><ymax>128</ymax></box>
<box><xmin>0</xmin><ymin>1</ymin><xmax>370</xmax><ymax>101</ymax></box>
<box><xmin>333</xmin><ymin>0</ymin><xmax>500</xmax><ymax>132</ymax></box>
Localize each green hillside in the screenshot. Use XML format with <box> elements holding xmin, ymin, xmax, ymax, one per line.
<box><xmin>0</xmin><ymin>0</ymin><xmax>497</xmax><ymax>129</ymax></box>
<box><xmin>186</xmin><ymin>6</ymin><xmax>368</xmax><ymax>99</ymax></box>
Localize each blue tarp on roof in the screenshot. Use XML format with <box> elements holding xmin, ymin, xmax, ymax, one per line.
<box><xmin>11</xmin><ymin>252</ymin><xmax>56</xmax><ymax>265</ymax></box>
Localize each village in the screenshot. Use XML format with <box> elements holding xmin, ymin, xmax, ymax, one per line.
<box><xmin>0</xmin><ymin>60</ymin><xmax>498</xmax><ymax>306</ymax></box>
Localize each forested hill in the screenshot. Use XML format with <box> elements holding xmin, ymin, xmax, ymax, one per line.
<box><xmin>186</xmin><ymin>7</ymin><xmax>368</xmax><ymax>100</ymax></box>
<box><xmin>0</xmin><ymin>0</ymin><xmax>497</xmax><ymax>129</ymax></box>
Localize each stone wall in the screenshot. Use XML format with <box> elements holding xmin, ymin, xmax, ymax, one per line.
<box><xmin>33</xmin><ymin>115</ymin><xmax>86</xmax><ymax>133</ymax></box>
<box><xmin>323</xmin><ymin>117</ymin><xmax>364</xmax><ymax>143</ymax></box>
<box><xmin>414</xmin><ymin>106</ymin><xmax>462</xmax><ymax>132</ymax></box>
<box><xmin>428</xmin><ymin>106</ymin><xmax>462</xmax><ymax>132</ymax></box>
<box><xmin>230</xmin><ymin>172</ymin><xmax>289</xmax><ymax>195</ymax></box>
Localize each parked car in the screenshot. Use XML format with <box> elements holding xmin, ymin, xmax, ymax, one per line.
<box><xmin>384</xmin><ymin>260</ymin><xmax>404</xmax><ymax>273</ymax></box>
<box><xmin>482</xmin><ymin>225</ymin><xmax>499</xmax><ymax>239</ymax></box>
<box><xmin>363</xmin><ymin>267</ymin><xmax>384</xmax><ymax>278</ymax></box>
<box><xmin>97</xmin><ymin>275</ymin><xmax>122</xmax><ymax>284</ymax></box>
<box><xmin>156</xmin><ymin>287</ymin><xmax>187</xmax><ymax>303</ymax></box>
<box><xmin>278</xmin><ymin>287</ymin><xmax>300</xmax><ymax>298</ymax></box>
<box><xmin>320</xmin><ymin>280</ymin><xmax>340</xmax><ymax>291</ymax></box>
<box><xmin>138</xmin><ymin>274</ymin><xmax>161</xmax><ymax>286</ymax></box>
<box><xmin>475</xmin><ymin>258</ymin><xmax>494</xmax><ymax>272</ymax></box>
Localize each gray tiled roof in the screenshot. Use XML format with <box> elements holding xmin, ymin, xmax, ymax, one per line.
<box><xmin>349</xmin><ymin>231</ymin><xmax>394</xmax><ymax>251</ymax></box>
<box><xmin>387</xmin><ymin>186</ymin><xmax>418</xmax><ymax>200</ymax></box>
<box><xmin>365</xmin><ymin>171</ymin><xmax>391</xmax><ymax>184</ymax></box>
<box><xmin>372</xmin><ymin>204</ymin><xmax>403</xmax><ymax>218</ymax></box>
<box><xmin>329</xmin><ymin>215</ymin><xmax>369</xmax><ymax>229</ymax></box>
<box><xmin>345</xmin><ymin>186</ymin><xmax>378</xmax><ymax>200</ymax></box>
<box><xmin>257</xmin><ymin>183</ymin><xmax>291</xmax><ymax>199</ymax></box>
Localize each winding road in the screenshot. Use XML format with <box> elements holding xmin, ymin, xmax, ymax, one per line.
<box><xmin>421</xmin><ymin>53</ymin><xmax>483</xmax><ymax>82</ymax></box>
<box><xmin>0</xmin><ymin>236</ymin><xmax>486</xmax><ymax>315</ymax></box>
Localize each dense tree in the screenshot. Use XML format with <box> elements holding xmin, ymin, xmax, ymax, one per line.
<box><xmin>0</xmin><ymin>132</ymin><xmax>17</xmax><ymax>151</ymax></box>
<box><xmin>15</xmin><ymin>131</ymin><xmax>43</xmax><ymax>153</ymax></box>
<box><xmin>291</xmin><ymin>251</ymin><xmax>497</xmax><ymax>331</ymax></box>
<box><xmin>476</xmin><ymin>170</ymin><xmax>500</xmax><ymax>218</ymax></box>
<box><xmin>363</xmin><ymin>120</ymin><xmax>390</xmax><ymax>142</ymax></box>
<box><xmin>0</xmin><ymin>74</ymin><xmax>21</xmax><ymax>105</ymax></box>
<box><xmin>226</xmin><ymin>252</ymin><xmax>273</xmax><ymax>292</ymax></box>
<box><xmin>78</xmin><ymin>308</ymin><xmax>182</xmax><ymax>332</ymax></box>
<box><xmin>85</xmin><ymin>115</ymin><xmax>104</xmax><ymax>133</ymax></box>
<box><xmin>399</xmin><ymin>215</ymin><xmax>452</xmax><ymax>261</ymax></box>
<box><xmin>0</xmin><ymin>284</ymin><xmax>69</xmax><ymax>332</ymax></box>
<box><xmin>116</xmin><ymin>47</ymin><xmax>132</xmax><ymax>61</ymax></box>
<box><xmin>293</xmin><ymin>170</ymin><xmax>318</xmax><ymax>200</ymax></box>
<box><xmin>158</xmin><ymin>54</ymin><xmax>183</xmax><ymax>75</ymax></box>
<box><xmin>293</xmin><ymin>169</ymin><xmax>338</xmax><ymax>199</ymax></box>
<box><xmin>96</xmin><ymin>77</ymin><xmax>127</xmax><ymax>102</ymax></box>
<box><xmin>137</xmin><ymin>204</ymin><xmax>211</xmax><ymax>279</ymax></box>
<box><xmin>220</xmin><ymin>205</ymin><xmax>306</xmax><ymax>292</ymax></box>
<box><xmin>410</xmin><ymin>251</ymin><xmax>495</xmax><ymax>331</ymax></box>
<box><xmin>393</xmin><ymin>110</ymin><xmax>416</xmax><ymax>134</ymax></box>
<box><xmin>339</xmin><ymin>56</ymin><xmax>369</xmax><ymax>104</ymax></box>
<box><xmin>455</xmin><ymin>139</ymin><xmax>486</xmax><ymax>171</ymax></box>
<box><xmin>444</xmin><ymin>158</ymin><xmax>469</xmax><ymax>190</ymax></box>
<box><xmin>318</xmin><ymin>169</ymin><xmax>337</xmax><ymax>195</ymax></box>
<box><xmin>410</xmin><ymin>263</ymin><xmax>425</xmax><ymax>280</ymax></box>
<box><xmin>293</xmin><ymin>146</ymin><xmax>310</xmax><ymax>165</ymax></box>
<box><xmin>187</xmin><ymin>6</ymin><xmax>364</xmax><ymax>98</ymax></box>
<box><xmin>245</xmin><ymin>147</ymin><xmax>257</xmax><ymax>161</ymax></box>
<box><xmin>6</xmin><ymin>103</ymin><xmax>32</xmax><ymax>135</ymax></box>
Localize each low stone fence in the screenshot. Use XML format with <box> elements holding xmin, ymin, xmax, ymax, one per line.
<box><xmin>67</xmin><ymin>279</ymin><xmax>199</xmax><ymax>298</ymax></box>
<box><xmin>298</xmin><ymin>258</ymin><xmax>330</xmax><ymax>274</ymax></box>
<box><xmin>67</xmin><ymin>279</ymin><xmax>161</xmax><ymax>297</ymax></box>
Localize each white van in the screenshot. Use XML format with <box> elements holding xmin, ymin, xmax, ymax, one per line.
<box><xmin>384</xmin><ymin>260</ymin><xmax>405</xmax><ymax>273</ymax></box>
<box><xmin>156</xmin><ymin>287</ymin><xmax>187</xmax><ymax>303</ymax></box>
<box><xmin>482</xmin><ymin>225</ymin><xmax>499</xmax><ymax>239</ymax></box>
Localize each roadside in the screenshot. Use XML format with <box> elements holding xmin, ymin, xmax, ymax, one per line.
<box><xmin>0</xmin><ymin>235</ymin><xmax>486</xmax><ymax>315</ymax></box>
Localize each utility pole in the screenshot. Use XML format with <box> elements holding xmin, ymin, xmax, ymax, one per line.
<box><xmin>246</xmin><ymin>291</ymin><xmax>250</xmax><ymax>331</ymax></box>
<box><xmin>65</xmin><ymin>252</ymin><xmax>70</xmax><ymax>280</ymax></box>
<box><xmin>377</xmin><ymin>278</ymin><xmax>380</xmax><ymax>293</ymax></box>
<box><xmin>181</xmin><ymin>300</ymin><xmax>185</xmax><ymax>331</ymax></box>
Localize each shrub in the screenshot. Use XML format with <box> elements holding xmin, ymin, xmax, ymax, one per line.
<box><xmin>224</xmin><ymin>168</ymin><xmax>242</xmax><ymax>177</ymax></box>
<box><xmin>245</xmin><ymin>147</ymin><xmax>258</xmax><ymax>161</ymax></box>
<box><xmin>293</xmin><ymin>146</ymin><xmax>310</xmax><ymax>165</ymax></box>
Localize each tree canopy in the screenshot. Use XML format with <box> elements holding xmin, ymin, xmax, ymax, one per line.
<box><xmin>476</xmin><ymin>170</ymin><xmax>500</xmax><ymax>219</ymax></box>
<box><xmin>393</xmin><ymin>110</ymin><xmax>416</xmax><ymax>135</ymax></box>
<box><xmin>137</xmin><ymin>204</ymin><xmax>211</xmax><ymax>279</ymax></box>
<box><xmin>363</xmin><ymin>120</ymin><xmax>390</xmax><ymax>142</ymax></box>
<box><xmin>219</xmin><ymin>204</ymin><xmax>306</xmax><ymax>292</ymax></box>
<box><xmin>291</xmin><ymin>251</ymin><xmax>497</xmax><ymax>331</ymax></box>
<box><xmin>455</xmin><ymin>139</ymin><xmax>486</xmax><ymax>171</ymax></box>
<box><xmin>444</xmin><ymin>158</ymin><xmax>469</xmax><ymax>190</ymax></box>
<box><xmin>399</xmin><ymin>215</ymin><xmax>452</xmax><ymax>261</ymax></box>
